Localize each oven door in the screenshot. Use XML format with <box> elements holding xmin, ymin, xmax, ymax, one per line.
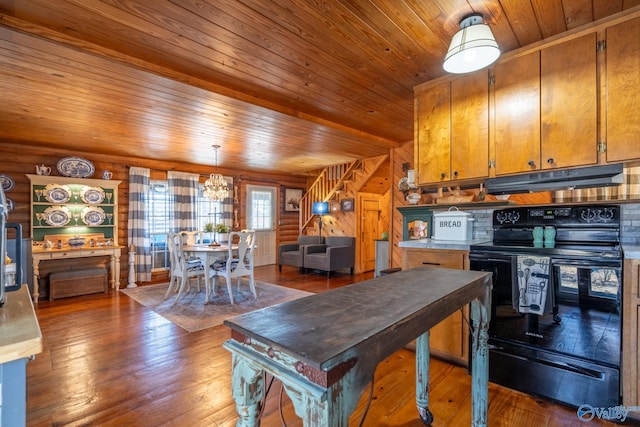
<box><xmin>552</xmin><ymin>258</ymin><xmax>621</xmax><ymax>314</ymax></box>
<box><xmin>469</xmin><ymin>250</ymin><xmax>622</xmax><ymax>408</ymax></box>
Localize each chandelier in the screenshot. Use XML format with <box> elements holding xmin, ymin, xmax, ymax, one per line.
<box><xmin>203</xmin><ymin>144</ymin><xmax>229</xmax><ymax>201</ymax></box>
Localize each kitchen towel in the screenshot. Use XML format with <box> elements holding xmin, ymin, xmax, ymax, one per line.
<box><xmin>512</xmin><ymin>255</ymin><xmax>552</xmax><ymax>315</ymax></box>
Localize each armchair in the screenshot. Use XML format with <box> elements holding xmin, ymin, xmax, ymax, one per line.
<box><xmin>303</xmin><ymin>236</ymin><xmax>355</xmax><ymax>278</ymax></box>
<box><xmin>278</xmin><ymin>235</ymin><xmax>324</xmax><ymax>272</ymax></box>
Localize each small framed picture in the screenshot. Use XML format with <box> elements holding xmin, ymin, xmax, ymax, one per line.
<box><xmin>340</xmin><ymin>198</ymin><xmax>354</xmax><ymax>212</ymax></box>
<box><xmin>284</xmin><ymin>188</ymin><xmax>303</xmax><ymax>212</ymax></box>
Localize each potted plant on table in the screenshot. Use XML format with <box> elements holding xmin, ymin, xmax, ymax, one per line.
<box><xmin>215</xmin><ymin>223</ymin><xmax>231</xmax><ymax>245</ymax></box>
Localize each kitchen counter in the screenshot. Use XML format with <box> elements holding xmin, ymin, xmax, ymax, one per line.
<box><xmin>623</xmin><ymin>246</ymin><xmax>640</xmax><ymax>259</ymax></box>
<box><xmin>399</xmin><ymin>238</ymin><xmax>491</xmax><ymax>251</ymax></box>
<box><xmin>1</xmin><ymin>284</ymin><xmax>42</xmax><ymax>426</ymax></box>
<box><xmin>0</xmin><ymin>285</ymin><xmax>42</xmax><ymax>364</ymax></box>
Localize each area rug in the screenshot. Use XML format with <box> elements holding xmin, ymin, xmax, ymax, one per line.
<box><xmin>121</xmin><ymin>281</ymin><xmax>312</xmax><ymax>332</ymax></box>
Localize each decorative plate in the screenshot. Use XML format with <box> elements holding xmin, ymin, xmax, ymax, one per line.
<box><xmin>0</xmin><ymin>174</ymin><xmax>15</xmax><ymax>192</ymax></box>
<box><xmin>81</xmin><ymin>206</ymin><xmax>105</xmax><ymax>226</ymax></box>
<box><xmin>398</xmin><ymin>177</ymin><xmax>410</xmax><ymax>192</ymax></box>
<box><xmin>57</xmin><ymin>157</ymin><xmax>95</xmax><ymax>178</ymax></box>
<box><xmin>81</xmin><ymin>186</ymin><xmax>105</xmax><ymax>204</ymax></box>
<box><xmin>44</xmin><ymin>183</ymin><xmax>71</xmax><ymax>203</ymax></box>
<box><xmin>44</xmin><ymin>205</ymin><xmax>71</xmax><ymax>226</ymax></box>
<box><xmin>5</xmin><ymin>197</ymin><xmax>15</xmax><ymax>212</ymax></box>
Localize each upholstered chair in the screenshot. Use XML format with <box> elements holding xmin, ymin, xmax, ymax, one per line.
<box><xmin>278</xmin><ymin>235</ymin><xmax>324</xmax><ymax>272</ymax></box>
<box><xmin>303</xmin><ymin>236</ymin><xmax>356</xmax><ymax>278</ymax></box>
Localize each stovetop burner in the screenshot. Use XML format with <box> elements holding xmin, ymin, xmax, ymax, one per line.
<box><xmin>471</xmin><ymin>204</ymin><xmax>621</xmax><ymax>260</ymax></box>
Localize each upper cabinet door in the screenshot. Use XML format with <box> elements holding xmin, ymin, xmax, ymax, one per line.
<box><xmin>606</xmin><ymin>16</ymin><xmax>640</xmax><ymax>162</ymax></box>
<box><xmin>451</xmin><ymin>71</ymin><xmax>490</xmax><ymax>180</ymax></box>
<box><xmin>415</xmin><ymin>81</ymin><xmax>451</xmax><ymax>185</ymax></box>
<box><xmin>494</xmin><ymin>52</ymin><xmax>541</xmax><ymax>175</ymax></box>
<box><xmin>541</xmin><ymin>33</ymin><xmax>598</xmax><ymax>169</ymax></box>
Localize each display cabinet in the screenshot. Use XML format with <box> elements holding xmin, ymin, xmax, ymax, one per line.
<box><xmin>27</xmin><ymin>174</ymin><xmax>122</xmax><ymax>302</ymax></box>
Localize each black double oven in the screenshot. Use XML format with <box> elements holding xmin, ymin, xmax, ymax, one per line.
<box><xmin>469</xmin><ymin>205</ymin><xmax>622</xmax><ymax>409</ymax></box>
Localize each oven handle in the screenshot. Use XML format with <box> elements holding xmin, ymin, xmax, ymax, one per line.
<box><xmin>469</xmin><ymin>255</ymin><xmax>513</xmax><ymax>264</ymax></box>
<box><xmin>552</xmin><ymin>258</ymin><xmax>621</xmax><ymax>268</ymax></box>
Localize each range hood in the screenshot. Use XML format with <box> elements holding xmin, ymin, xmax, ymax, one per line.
<box><xmin>485</xmin><ymin>163</ymin><xmax>624</xmax><ymax>195</ymax></box>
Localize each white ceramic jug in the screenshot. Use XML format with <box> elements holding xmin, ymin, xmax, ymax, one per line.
<box><xmin>35</xmin><ymin>164</ymin><xmax>51</xmax><ymax>175</ymax></box>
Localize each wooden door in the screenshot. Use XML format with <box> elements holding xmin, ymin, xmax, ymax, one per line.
<box><xmin>494</xmin><ymin>52</ymin><xmax>541</xmax><ymax>175</ymax></box>
<box><xmin>606</xmin><ymin>16</ymin><xmax>640</xmax><ymax>162</ymax></box>
<box><xmin>415</xmin><ymin>81</ymin><xmax>451</xmax><ymax>185</ymax></box>
<box><xmin>359</xmin><ymin>195</ymin><xmax>381</xmax><ymax>273</ymax></box>
<box><xmin>246</xmin><ymin>185</ymin><xmax>276</xmax><ymax>266</ymax></box>
<box><xmin>451</xmin><ymin>71</ymin><xmax>490</xmax><ymax>180</ymax></box>
<box><xmin>541</xmin><ymin>33</ymin><xmax>598</xmax><ymax>169</ymax></box>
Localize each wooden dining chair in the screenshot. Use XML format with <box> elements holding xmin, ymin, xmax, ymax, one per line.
<box><xmin>164</xmin><ymin>233</ymin><xmax>205</xmax><ymax>302</ymax></box>
<box><xmin>208</xmin><ymin>230</ymin><xmax>256</xmax><ymax>304</ymax></box>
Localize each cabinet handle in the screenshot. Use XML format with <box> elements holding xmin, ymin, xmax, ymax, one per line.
<box><xmin>422</xmin><ymin>261</ymin><xmax>441</xmax><ymax>266</ymax></box>
<box><xmin>453</xmin><ymin>171</ymin><xmax>458</xmax><ymax>178</ymax></box>
<box><xmin>440</xmin><ymin>172</ymin><xmax>446</xmax><ymax>180</ymax></box>
<box><xmin>528</xmin><ymin>160</ymin><xmax>535</xmax><ymax>167</ymax></box>
<box><xmin>547</xmin><ymin>158</ymin><xmax>554</xmax><ymax>164</ymax></box>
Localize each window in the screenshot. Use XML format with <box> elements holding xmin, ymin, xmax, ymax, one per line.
<box><xmin>248</xmin><ymin>188</ymin><xmax>274</xmax><ymax>230</ymax></box>
<box><xmin>196</xmin><ymin>194</ymin><xmax>223</xmax><ymax>232</ymax></box>
<box><xmin>147</xmin><ymin>180</ymin><xmax>222</xmax><ymax>271</ymax></box>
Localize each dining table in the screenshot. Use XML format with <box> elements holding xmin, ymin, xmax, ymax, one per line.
<box><xmin>182</xmin><ymin>244</ymin><xmax>237</xmax><ymax>303</ymax></box>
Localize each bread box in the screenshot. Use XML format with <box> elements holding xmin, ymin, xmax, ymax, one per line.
<box><xmin>432</xmin><ymin>207</ymin><xmax>474</xmax><ymax>241</ymax></box>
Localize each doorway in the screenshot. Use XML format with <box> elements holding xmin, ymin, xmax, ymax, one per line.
<box><xmin>358</xmin><ymin>193</ymin><xmax>383</xmax><ymax>272</ymax></box>
<box><xmin>246</xmin><ymin>185</ymin><xmax>277</xmax><ymax>266</ymax></box>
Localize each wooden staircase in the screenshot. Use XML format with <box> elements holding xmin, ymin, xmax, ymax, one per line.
<box><xmin>299</xmin><ymin>155</ymin><xmax>388</xmax><ymax>232</ymax></box>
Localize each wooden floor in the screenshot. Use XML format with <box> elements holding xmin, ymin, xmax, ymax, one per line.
<box><xmin>26</xmin><ymin>265</ymin><xmax>618</xmax><ymax>427</ymax></box>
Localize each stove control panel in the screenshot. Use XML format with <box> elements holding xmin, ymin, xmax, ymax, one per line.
<box><xmin>529</xmin><ymin>207</ymin><xmax>571</xmax><ymax>219</ymax></box>
<box><xmin>494</xmin><ymin>205</ymin><xmax>619</xmax><ymax>227</ymax></box>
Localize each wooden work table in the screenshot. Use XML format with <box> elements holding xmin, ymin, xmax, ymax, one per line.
<box><xmin>0</xmin><ymin>285</ymin><xmax>43</xmax><ymax>426</ymax></box>
<box><xmin>224</xmin><ymin>267</ymin><xmax>492</xmax><ymax>426</ymax></box>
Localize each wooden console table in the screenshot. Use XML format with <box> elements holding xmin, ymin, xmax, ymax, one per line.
<box><xmin>31</xmin><ymin>246</ymin><xmax>122</xmax><ymax>303</ymax></box>
<box><xmin>224</xmin><ymin>267</ymin><xmax>492</xmax><ymax>426</ymax></box>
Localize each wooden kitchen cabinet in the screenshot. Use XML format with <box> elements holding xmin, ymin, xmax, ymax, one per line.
<box><xmin>415</xmin><ymin>12</ymin><xmax>640</xmax><ymax>185</ymax></box>
<box><xmin>402</xmin><ymin>247</ymin><xmax>469</xmax><ymax>366</ymax></box>
<box><xmin>605</xmin><ymin>16</ymin><xmax>640</xmax><ymax>162</ymax></box>
<box><xmin>415</xmin><ymin>81</ymin><xmax>450</xmax><ymax>185</ymax></box>
<box><xmin>494</xmin><ymin>34</ymin><xmax>598</xmax><ymax>175</ymax></box>
<box><xmin>541</xmin><ymin>33</ymin><xmax>598</xmax><ymax>169</ymax></box>
<box><xmin>493</xmin><ymin>51</ymin><xmax>541</xmax><ymax>176</ymax></box>
<box><xmin>622</xmin><ymin>258</ymin><xmax>640</xmax><ymax>414</ymax></box>
<box><xmin>415</xmin><ymin>71</ymin><xmax>489</xmax><ymax>186</ymax></box>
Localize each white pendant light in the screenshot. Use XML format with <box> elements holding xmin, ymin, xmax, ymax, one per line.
<box><xmin>203</xmin><ymin>144</ymin><xmax>229</xmax><ymax>201</ymax></box>
<box><xmin>443</xmin><ymin>14</ymin><xmax>500</xmax><ymax>74</ymax></box>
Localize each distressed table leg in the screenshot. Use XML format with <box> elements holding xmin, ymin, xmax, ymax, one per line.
<box><xmin>415</xmin><ymin>331</ymin><xmax>434</xmax><ymax>425</ymax></box>
<box><xmin>470</xmin><ymin>285</ymin><xmax>491</xmax><ymax>427</ymax></box>
<box><xmin>230</xmin><ymin>353</ymin><xmax>264</xmax><ymax>427</ymax></box>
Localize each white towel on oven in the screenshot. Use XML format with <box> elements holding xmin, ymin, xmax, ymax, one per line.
<box><xmin>513</xmin><ymin>255</ymin><xmax>551</xmax><ymax>315</ymax></box>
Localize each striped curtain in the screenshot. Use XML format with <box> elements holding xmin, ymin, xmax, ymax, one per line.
<box><xmin>168</xmin><ymin>171</ymin><xmax>199</xmax><ymax>233</ymax></box>
<box><xmin>128</xmin><ymin>167</ymin><xmax>152</xmax><ymax>282</ymax></box>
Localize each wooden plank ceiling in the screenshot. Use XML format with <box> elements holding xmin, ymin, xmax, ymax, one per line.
<box><xmin>0</xmin><ymin>0</ymin><xmax>637</xmax><ymax>174</ymax></box>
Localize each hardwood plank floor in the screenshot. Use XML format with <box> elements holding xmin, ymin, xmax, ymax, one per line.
<box><xmin>26</xmin><ymin>266</ymin><xmax>619</xmax><ymax>426</ymax></box>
